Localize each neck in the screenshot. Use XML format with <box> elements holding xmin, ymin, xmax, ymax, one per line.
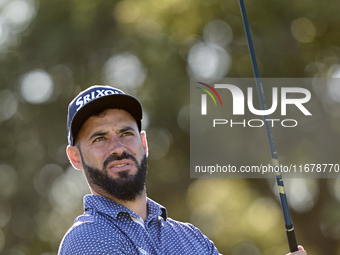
<box><xmin>92</xmin><ymin>188</ymin><xmax>148</xmax><ymax>221</ymax></box>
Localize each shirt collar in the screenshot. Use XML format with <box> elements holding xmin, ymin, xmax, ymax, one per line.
<box><xmin>146</xmin><ymin>197</ymin><xmax>167</xmax><ymax>220</ymax></box>
<box><xmin>83</xmin><ymin>194</ymin><xmax>167</xmax><ymax>220</ymax></box>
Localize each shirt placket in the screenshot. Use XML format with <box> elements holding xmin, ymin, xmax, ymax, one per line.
<box><xmin>130</xmin><ymin>214</ymin><xmax>161</xmax><ymax>254</ymax></box>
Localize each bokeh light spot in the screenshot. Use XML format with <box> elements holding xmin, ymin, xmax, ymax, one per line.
<box><xmin>190</xmin><ymin>203</ymin><xmax>223</xmax><ymax>238</ymax></box>
<box><xmin>291</xmin><ymin>18</ymin><xmax>316</xmax><ymax>43</ymax></box>
<box><xmin>135</xmin><ymin>19</ymin><xmax>162</xmax><ymax>39</ymax></box>
<box><xmin>247</xmin><ymin>198</ymin><xmax>280</xmax><ymax>234</ymax></box>
<box><xmin>203</xmin><ymin>20</ymin><xmax>233</xmax><ymax>47</ymax></box>
<box><xmin>0</xmin><ymin>18</ymin><xmax>9</xmax><ymax>46</ymax></box>
<box><xmin>49</xmin><ymin>166</ymin><xmax>89</xmax><ymax>214</ymax></box>
<box><xmin>34</xmin><ymin>164</ymin><xmax>64</xmax><ymax>197</ymax></box>
<box><xmin>2</xmin><ymin>0</ymin><xmax>36</xmax><ymax>33</ymax></box>
<box><xmin>147</xmin><ymin>128</ymin><xmax>172</xmax><ymax>160</ymax></box>
<box><xmin>177</xmin><ymin>104</ymin><xmax>190</xmax><ymax>132</ymax></box>
<box><xmin>188</xmin><ymin>42</ymin><xmax>231</xmax><ymax>79</ymax></box>
<box><xmin>284</xmin><ymin>179</ymin><xmax>319</xmax><ymax>213</ymax></box>
<box><xmin>326</xmin><ymin>65</ymin><xmax>340</xmax><ymax>103</ymax></box>
<box><xmin>0</xmin><ymin>90</ymin><xmax>18</xmax><ymax>122</ymax></box>
<box><xmin>0</xmin><ymin>201</ymin><xmax>11</xmax><ymax>228</ymax></box>
<box><xmin>114</xmin><ymin>0</ymin><xmax>142</xmax><ymax>23</ymax></box>
<box><xmin>0</xmin><ymin>164</ymin><xmax>18</xmax><ymax>198</ymax></box>
<box><xmin>103</xmin><ymin>53</ymin><xmax>147</xmax><ymax>92</ymax></box>
<box><xmin>20</xmin><ymin>69</ymin><xmax>54</xmax><ymax>104</ymax></box>
<box><xmin>332</xmin><ymin>178</ymin><xmax>340</xmax><ymax>202</ymax></box>
<box><xmin>187</xmin><ymin>179</ymin><xmax>259</xmax><ymax>248</ymax></box>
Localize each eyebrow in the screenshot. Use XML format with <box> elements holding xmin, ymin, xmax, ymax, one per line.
<box><xmin>88</xmin><ymin>131</ymin><xmax>109</xmax><ymax>141</ymax></box>
<box><xmin>88</xmin><ymin>126</ymin><xmax>137</xmax><ymax>141</ymax></box>
<box><xmin>119</xmin><ymin>126</ymin><xmax>136</xmax><ymax>133</ymax></box>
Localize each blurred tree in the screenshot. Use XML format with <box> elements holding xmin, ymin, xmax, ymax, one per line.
<box><xmin>0</xmin><ymin>0</ymin><xmax>339</xmax><ymax>254</ymax></box>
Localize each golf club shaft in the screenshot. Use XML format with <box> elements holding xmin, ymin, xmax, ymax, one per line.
<box><xmin>238</xmin><ymin>0</ymin><xmax>298</xmax><ymax>252</ymax></box>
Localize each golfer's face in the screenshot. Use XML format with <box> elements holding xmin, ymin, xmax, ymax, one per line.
<box><xmin>76</xmin><ymin>109</ymin><xmax>147</xmax><ymax>179</ymax></box>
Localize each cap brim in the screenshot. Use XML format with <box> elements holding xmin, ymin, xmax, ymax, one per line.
<box><xmin>70</xmin><ymin>94</ymin><xmax>142</xmax><ymax>145</ymax></box>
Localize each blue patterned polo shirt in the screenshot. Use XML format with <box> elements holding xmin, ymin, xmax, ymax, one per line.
<box><xmin>58</xmin><ymin>194</ymin><xmax>220</xmax><ymax>255</ymax></box>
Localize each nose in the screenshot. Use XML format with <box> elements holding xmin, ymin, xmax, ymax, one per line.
<box><xmin>108</xmin><ymin>133</ymin><xmax>126</xmax><ymax>155</ymax></box>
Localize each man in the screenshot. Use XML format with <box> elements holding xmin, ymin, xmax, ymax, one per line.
<box><xmin>58</xmin><ymin>85</ymin><xmax>307</xmax><ymax>255</ymax></box>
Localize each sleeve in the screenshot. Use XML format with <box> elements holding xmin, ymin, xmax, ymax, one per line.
<box><xmin>186</xmin><ymin>223</ymin><xmax>221</xmax><ymax>255</ymax></box>
<box><xmin>58</xmin><ymin>223</ymin><xmax>127</xmax><ymax>255</ymax></box>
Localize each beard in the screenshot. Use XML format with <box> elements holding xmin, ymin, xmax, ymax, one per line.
<box><xmin>79</xmin><ymin>151</ymin><xmax>148</xmax><ymax>201</ymax></box>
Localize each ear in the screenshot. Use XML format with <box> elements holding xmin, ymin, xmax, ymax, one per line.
<box><xmin>66</xmin><ymin>145</ymin><xmax>83</xmax><ymax>170</ymax></box>
<box><xmin>140</xmin><ymin>131</ymin><xmax>148</xmax><ymax>157</ymax></box>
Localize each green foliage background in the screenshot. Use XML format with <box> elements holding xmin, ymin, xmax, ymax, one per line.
<box><xmin>0</xmin><ymin>0</ymin><xmax>340</xmax><ymax>254</ymax></box>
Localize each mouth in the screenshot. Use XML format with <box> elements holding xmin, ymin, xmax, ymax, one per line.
<box><xmin>113</xmin><ymin>163</ymin><xmax>129</xmax><ymax>167</ymax></box>
<box><xmin>107</xmin><ymin>160</ymin><xmax>134</xmax><ymax>172</ymax></box>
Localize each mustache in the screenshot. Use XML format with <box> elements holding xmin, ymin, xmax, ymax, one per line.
<box><xmin>103</xmin><ymin>151</ymin><xmax>139</xmax><ymax>170</ymax></box>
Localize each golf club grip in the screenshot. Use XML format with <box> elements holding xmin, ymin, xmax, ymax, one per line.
<box><xmin>286</xmin><ymin>225</ymin><xmax>298</xmax><ymax>252</ymax></box>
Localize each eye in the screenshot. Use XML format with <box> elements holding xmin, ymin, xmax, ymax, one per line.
<box><xmin>93</xmin><ymin>136</ymin><xmax>106</xmax><ymax>142</ymax></box>
<box><xmin>122</xmin><ymin>131</ymin><xmax>134</xmax><ymax>137</ymax></box>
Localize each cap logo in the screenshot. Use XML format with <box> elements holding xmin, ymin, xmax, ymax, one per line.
<box><xmin>75</xmin><ymin>89</ymin><xmax>123</xmax><ymax>111</ymax></box>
